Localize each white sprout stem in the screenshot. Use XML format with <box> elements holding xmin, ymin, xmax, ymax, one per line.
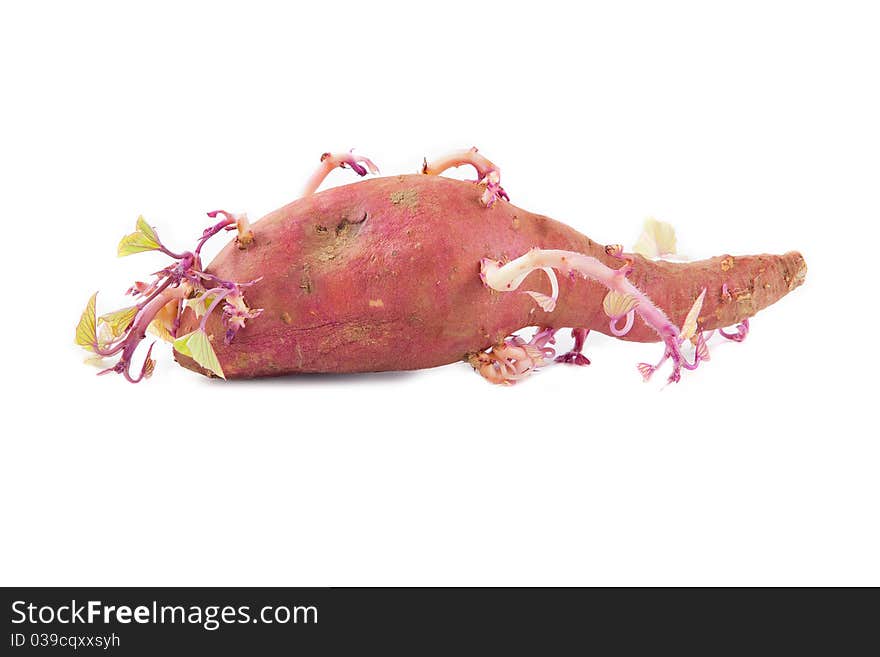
<box><xmin>235</xmin><ymin>213</ymin><xmax>253</xmax><ymax>245</ymax></box>
<box><xmin>302</xmin><ymin>161</ymin><xmax>336</xmax><ymax>196</ymax></box>
<box><xmin>609</xmin><ymin>310</ymin><xmax>635</xmax><ymax>336</ymax></box>
<box><xmin>205</xmin><ymin>210</ymin><xmax>253</xmax><ymax>248</ymax></box>
<box><xmin>302</xmin><ymin>151</ymin><xmax>379</xmax><ymax>197</ymax></box>
<box><xmin>542</xmin><ymin>267</ymin><xmax>559</xmax><ymax>304</ymax></box>
<box><xmin>422</xmin><ymin>147</ymin><xmax>497</xmax><ymax>181</ymax></box>
<box><xmin>522</xmin><ymin>267</ymin><xmax>560</xmax><ymax>311</ymax></box>
<box><xmin>481</xmin><ymin>249</ymin><xmax>677</xmax><ymax>340</ymax></box>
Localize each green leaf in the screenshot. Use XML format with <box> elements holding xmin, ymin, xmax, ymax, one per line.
<box><xmin>172</xmin><ymin>330</ymin><xmax>225</xmax><ymax>379</ymax></box>
<box><xmin>98</xmin><ymin>306</ymin><xmax>138</xmax><ymax>338</ymax></box>
<box><xmin>75</xmin><ymin>293</ymin><xmax>98</xmax><ymax>351</ymax></box>
<box><xmin>172</xmin><ymin>332</ymin><xmax>193</xmax><ymax>357</ymax></box>
<box><xmin>117</xmin><ymin>215</ymin><xmax>161</xmax><ymax>256</ymax></box>
<box><xmin>136</xmin><ymin>215</ymin><xmax>159</xmax><ymax>245</ymax></box>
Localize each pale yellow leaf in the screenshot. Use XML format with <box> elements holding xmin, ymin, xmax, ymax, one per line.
<box><xmin>75</xmin><ymin>293</ymin><xmax>98</xmax><ymax>351</ymax></box>
<box><xmin>524</xmin><ymin>291</ymin><xmax>556</xmax><ymax>312</ymax></box>
<box><xmin>147</xmin><ymin>318</ymin><xmax>174</xmax><ymax>342</ymax></box>
<box><xmin>633</xmin><ymin>217</ymin><xmax>677</xmax><ymax>259</ymax></box>
<box><xmin>603</xmin><ymin>290</ymin><xmax>639</xmax><ymax>318</ymax></box>
<box><xmin>680</xmin><ymin>288</ymin><xmax>707</xmax><ymax>341</ymax></box>
<box><xmin>98</xmin><ymin>306</ymin><xmax>138</xmax><ymax>338</ymax></box>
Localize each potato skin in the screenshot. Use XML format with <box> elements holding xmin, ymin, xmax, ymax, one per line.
<box><xmin>175</xmin><ymin>175</ymin><xmax>805</xmax><ymax>378</ymax></box>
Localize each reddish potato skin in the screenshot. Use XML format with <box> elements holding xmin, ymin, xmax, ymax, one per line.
<box><xmin>176</xmin><ymin>175</ymin><xmax>806</xmax><ymax>378</ymax></box>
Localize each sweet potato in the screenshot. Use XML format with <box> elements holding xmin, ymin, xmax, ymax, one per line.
<box><xmin>76</xmin><ymin>149</ymin><xmax>806</xmax><ymax>385</ymax></box>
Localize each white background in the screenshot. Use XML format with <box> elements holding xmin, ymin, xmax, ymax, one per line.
<box><xmin>1</xmin><ymin>1</ymin><xmax>877</xmax><ymax>585</ymax></box>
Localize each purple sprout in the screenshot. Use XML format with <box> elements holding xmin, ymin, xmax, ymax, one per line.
<box><xmin>422</xmin><ymin>147</ymin><xmax>509</xmax><ymax>207</ymax></box>
<box><xmin>719</xmin><ymin>318</ymin><xmax>750</xmax><ymax>342</ymax></box>
<box><xmin>555</xmin><ymin>328</ymin><xmax>591</xmax><ymax>366</ymax></box>
<box><xmin>302</xmin><ymin>150</ymin><xmax>380</xmax><ymax>197</ymax></box>
<box><xmin>480</xmin><ymin>248</ymin><xmax>728</xmax><ymax>385</ymax></box>
<box><xmin>468</xmin><ymin>327</ymin><xmax>558</xmax><ymax>385</ymax></box>
<box><xmin>76</xmin><ymin>213</ymin><xmax>262</xmax><ymax>382</ymax></box>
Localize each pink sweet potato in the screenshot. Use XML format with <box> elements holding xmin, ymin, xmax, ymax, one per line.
<box><xmin>76</xmin><ymin>152</ymin><xmax>806</xmax><ymax>385</ymax></box>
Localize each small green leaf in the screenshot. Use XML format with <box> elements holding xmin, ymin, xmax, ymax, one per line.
<box><xmin>171</xmin><ymin>332</ymin><xmax>192</xmax><ymax>357</ymax></box>
<box><xmin>136</xmin><ymin>215</ymin><xmax>159</xmax><ymax>245</ymax></box>
<box><xmin>117</xmin><ymin>232</ymin><xmax>160</xmax><ymax>256</ymax></box>
<box><xmin>173</xmin><ymin>330</ymin><xmax>225</xmax><ymax>379</ymax></box>
<box><xmin>186</xmin><ymin>331</ymin><xmax>225</xmax><ymax>379</ymax></box>
<box><xmin>98</xmin><ymin>306</ymin><xmax>138</xmax><ymax>338</ymax></box>
<box><xmin>75</xmin><ymin>293</ymin><xmax>98</xmax><ymax>351</ymax></box>
<box><xmin>117</xmin><ymin>215</ymin><xmax>161</xmax><ymax>256</ymax></box>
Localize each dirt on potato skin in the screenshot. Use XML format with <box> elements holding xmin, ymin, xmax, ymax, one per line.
<box><xmin>175</xmin><ymin>175</ymin><xmax>805</xmax><ymax>378</ymax></box>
